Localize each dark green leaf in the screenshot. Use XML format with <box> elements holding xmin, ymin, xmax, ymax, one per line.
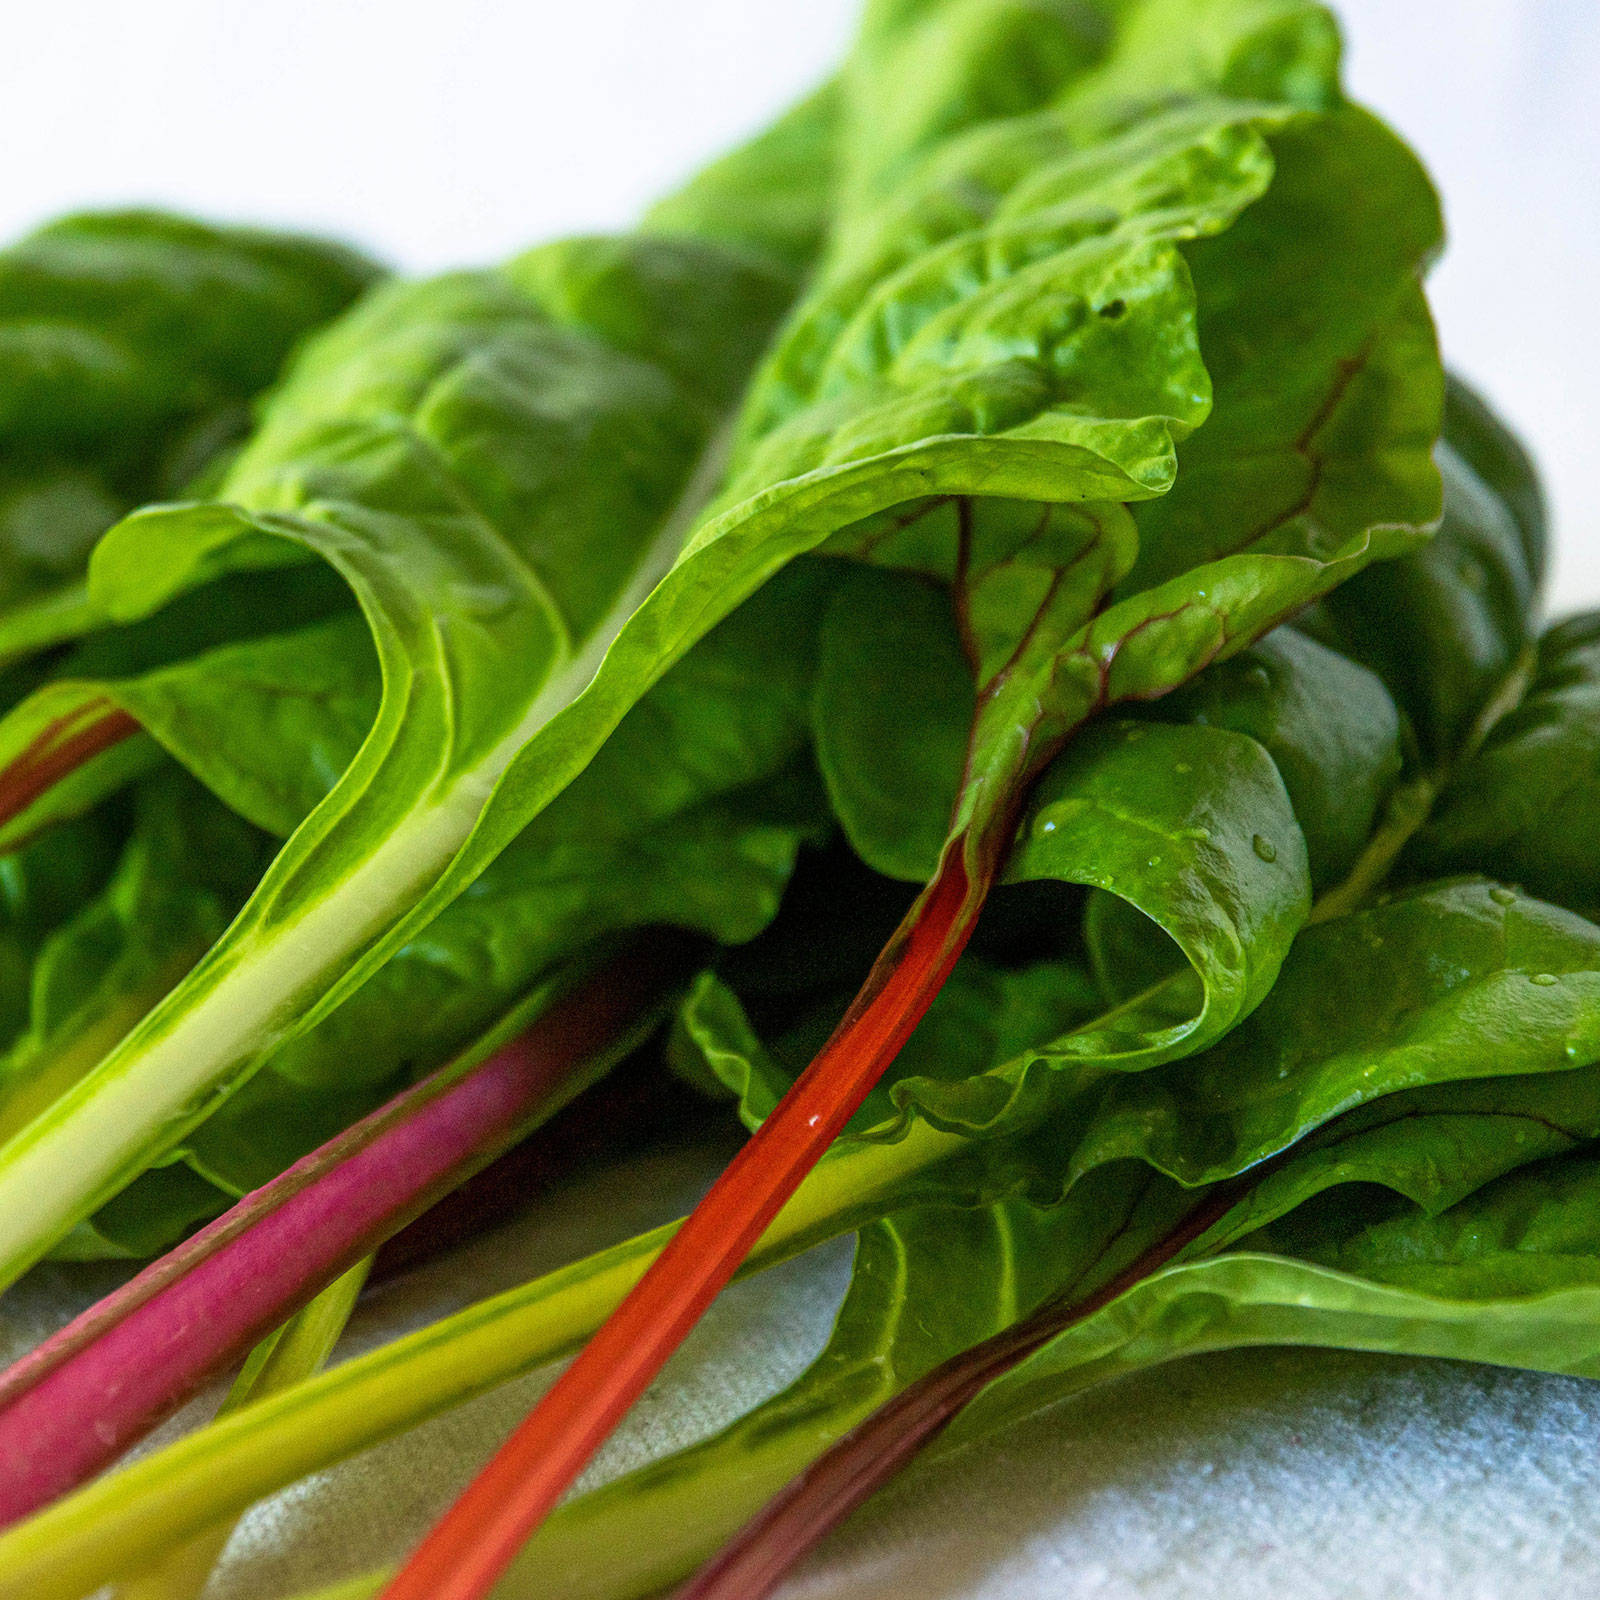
<box><xmin>1411</xmin><ymin>613</ymin><xmax>1600</xmax><ymax>917</ymax></box>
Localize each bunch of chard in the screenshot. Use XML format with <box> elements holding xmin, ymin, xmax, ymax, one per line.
<box><xmin>0</xmin><ymin>3</ymin><xmax>1597</xmax><ymax>1599</ymax></box>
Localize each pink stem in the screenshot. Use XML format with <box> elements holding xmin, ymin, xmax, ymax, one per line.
<box><xmin>0</xmin><ymin>944</ymin><xmax>675</xmax><ymax>1527</ymax></box>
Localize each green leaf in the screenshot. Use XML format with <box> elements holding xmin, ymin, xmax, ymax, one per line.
<box><xmin>1411</xmin><ymin>613</ymin><xmax>1600</xmax><ymax>918</ymax></box>
<box><xmin>1317</xmin><ymin>377</ymin><xmax>1541</xmax><ymax>765</ymax></box>
<box><xmin>20</xmin><ymin>879</ymin><xmax>1600</xmax><ymax>1598</ymax></box>
<box><xmin>948</xmin><ymin>1143</ymin><xmax>1600</xmax><ymax>1456</ymax></box>
<box><xmin>0</xmin><ymin>210</ymin><xmax>381</xmax><ymax>664</ymax></box>
<box><xmin>0</xmin><ymin>773</ymin><xmax>270</xmax><ymax>1179</ymax></box>
<box><xmin>182</xmin><ymin>565</ymin><xmax>834</xmax><ymax>1196</ymax></box>
<box><xmin>0</xmin><ymin>38</ymin><xmax>1372</xmax><ymax>1284</ymax></box>
<box><xmin>0</xmin><ymin>812</ymin><xmax>124</xmax><ymax>1052</ymax></box>
<box><xmin>492</xmin><ymin>1069</ymin><xmax>1600</xmax><ymax>1600</ymax></box>
<box><xmin>0</xmin><ymin>561</ymin><xmax>360</xmax><ymax>851</ymax></box>
<box><xmin>643</xmin><ymin>82</ymin><xmax>841</xmax><ymax>278</ymax></box>
<box><xmin>0</xmin><ymin>230</ymin><xmax>803</xmax><ymax>1283</ymax></box>
<box><xmin>1146</xmin><ymin>626</ymin><xmax>1403</xmax><ymax>891</ymax></box>
<box><xmin>809</xmin><ymin>565</ymin><xmax>974</xmax><ymax>881</ymax></box>
<box><xmin>803</xmin><ymin>99</ymin><xmax>1440</xmax><ymax>876</ymax></box>
<box><xmin>1058</xmin><ymin>880</ymin><xmax>1600</xmax><ymax>1192</ymax></box>
<box><xmin>683</xmin><ymin>714</ymin><xmax>1311</xmax><ymax>1140</ymax></box>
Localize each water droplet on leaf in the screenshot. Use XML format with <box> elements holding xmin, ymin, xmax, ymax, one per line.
<box><xmin>1530</xmin><ymin>973</ymin><xmax>1559</xmax><ymax>987</ymax></box>
<box><xmin>1031</xmin><ymin>798</ymin><xmax>1089</xmax><ymax>839</ymax></box>
<box><xmin>1490</xmin><ymin>887</ymin><xmax>1516</xmax><ymax>906</ymax></box>
<box><xmin>1252</xmin><ymin>834</ymin><xmax>1277</xmax><ymax>863</ymax></box>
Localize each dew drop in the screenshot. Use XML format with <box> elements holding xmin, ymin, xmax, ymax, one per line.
<box><xmin>1031</xmin><ymin>798</ymin><xmax>1089</xmax><ymax>839</ymax></box>
<box><xmin>1567</xmin><ymin>1042</ymin><xmax>1585</xmax><ymax>1061</ymax></box>
<box><xmin>1178</xmin><ymin>826</ymin><xmax>1212</xmax><ymax>843</ymax></box>
<box><xmin>1252</xmin><ymin>833</ymin><xmax>1278</xmax><ymax>863</ymax></box>
<box><xmin>1530</xmin><ymin>973</ymin><xmax>1559</xmax><ymax>988</ymax></box>
<box><xmin>1490</xmin><ymin>887</ymin><xmax>1517</xmax><ymax>907</ymax></box>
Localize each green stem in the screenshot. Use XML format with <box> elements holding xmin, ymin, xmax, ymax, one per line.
<box><xmin>0</xmin><ymin>1117</ymin><xmax>964</xmax><ymax>1600</ymax></box>
<box><xmin>114</xmin><ymin>1261</ymin><xmax>372</xmax><ymax>1600</ymax></box>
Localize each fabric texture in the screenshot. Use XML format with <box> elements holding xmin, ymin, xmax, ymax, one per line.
<box><xmin>8</xmin><ymin>1142</ymin><xmax>1600</xmax><ymax>1600</ymax></box>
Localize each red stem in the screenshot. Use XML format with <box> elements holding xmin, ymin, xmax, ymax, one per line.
<box><xmin>0</xmin><ymin>945</ymin><xmax>674</xmax><ymax>1527</ymax></box>
<box><xmin>675</xmin><ymin>1179</ymin><xmax>1254</xmax><ymax>1600</ymax></box>
<box><xmin>0</xmin><ymin>699</ymin><xmax>142</xmax><ymax>833</ymax></box>
<box><xmin>378</xmin><ymin>846</ymin><xmax>984</xmax><ymax>1600</ymax></box>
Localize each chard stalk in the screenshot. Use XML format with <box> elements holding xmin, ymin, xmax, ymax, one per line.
<box><xmin>673</xmin><ymin>1178</ymin><xmax>1251</xmax><ymax>1600</ymax></box>
<box><xmin>0</xmin><ymin>943</ymin><xmax>672</xmax><ymax>1528</ymax></box>
<box><xmin>377</xmin><ymin>846</ymin><xmax>986</xmax><ymax>1600</ymax></box>
<box><xmin>114</xmin><ymin>1259</ymin><xmax>371</xmax><ymax>1600</ymax></box>
<box><xmin>0</xmin><ymin>697</ymin><xmax>142</xmax><ymax>834</ymax></box>
<box><xmin>0</xmin><ymin>1060</ymin><xmax>968</xmax><ymax>1600</ymax></box>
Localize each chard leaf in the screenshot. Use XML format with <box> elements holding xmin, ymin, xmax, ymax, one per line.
<box><xmin>0</xmin><ymin>773</ymin><xmax>269</xmax><ymax>1173</ymax></box>
<box><xmin>1054</xmin><ymin>880</ymin><xmax>1600</xmax><ymax>1191</ymax></box>
<box><xmin>21</xmin><ymin>882</ymin><xmax>1600</xmax><ymax>1596</ymax></box>
<box><xmin>0</xmin><ymin>814</ymin><xmax>123</xmax><ymax>1045</ymax></box>
<box><xmin>502</xmin><ymin>1164</ymin><xmax>1173</xmax><ymax>1600</ymax></box>
<box><xmin>0</xmin><ymin>231</ymin><xmax>803</xmax><ymax>1282</ymax></box>
<box><xmin>946</xmin><ymin>1143</ymin><xmax>1600</xmax><ymax>1455</ymax></box>
<box><xmin>805</xmin><ymin>99</ymin><xmax>1441</xmax><ymax>875</ymax></box>
<box><xmin>0</xmin><ymin>10</ymin><xmax>1385</xmax><ymax>1284</ymax></box>
<box><xmin>1086</xmin><ymin>617</ymin><xmax>1403</xmax><ymax>1017</ymax></box>
<box><xmin>1145</xmin><ymin>625</ymin><xmax>1402</xmax><ymax>891</ymax></box>
<box><xmin>0</xmin><ymin>211</ymin><xmax>381</xmax><ymax>663</ymax></box>
<box><xmin>1411</xmin><ymin>612</ymin><xmax>1600</xmax><ymax>917</ymax></box>
<box><xmin>183</xmin><ymin>566</ymin><xmax>833</xmax><ymax>1196</ymax></box>
<box><xmin>680</xmin><ymin>875</ymin><xmax>1600</xmax><ymax>1211</ymax></box>
<box><xmin>683</xmin><ymin>712</ymin><xmax>1310</xmax><ymax>1138</ymax></box>
<box><xmin>0</xmin><ymin>560</ymin><xmax>363</xmax><ymax>850</ymax></box>
<box><xmin>1316</xmin><ymin>374</ymin><xmax>1543</xmax><ymax>764</ymax></box>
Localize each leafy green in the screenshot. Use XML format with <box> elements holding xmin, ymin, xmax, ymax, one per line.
<box><xmin>1316</xmin><ymin>375</ymin><xmax>1543</xmax><ymax>767</ymax></box>
<box><xmin>1412</xmin><ymin>612</ymin><xmax>1600</xmax><ymax>917</ymax></box>
<box><xmin>478</xmin><ymin>1065</ymin><xmax>1600</xmax><ymax>1600</ymax></box>
<box><xmin>0</xmin><ymin>228</ymin><xmax>804</xmax><ymax>1284</ymax></box>
<box><xmin>802</xmin><ymin>98</ymin><xmax>1440</xmax><ymax>885</ymax></box>
<box><xmin>180</xmin><ymin>564</ymin><xmax>833</xmax><ymax>1198</ymax></box>
<box><xmin>17</xmin><ymin>860</ymin><xmax>1600</xmax><ymax>1600</ymax></box>
<box><xmin>0</xmin><ymin>0</ymin><xmax>1436</xmax><ymax>1288</ymax></box>
<box><xmin>0</xmin><ymin>812</ymin><xmax>123</xmax><ymax>1051</ymax></box>
<box><xmin>0</xmin><ymin>210</ymin><xmax>381</xmax><ymax>664</ymax></box>
<box><xmin>503</xmin><ymin>1165</ymin><xmax>1169</xmax><ymax>1600</ymax></box>
<box><xmin>1149</xmin><ymin>627</ymin><xmax>1402</xmax><ymax>891</ymax></box>
<box><xmin>946</xmin><ymin>1147</ymin><xmax>1600</xmax><ymax>1458</ymax></box>
<box><xmin>0</xmin><ymin>6</ymin><xmax>1576</xmax><ymax>1596</ymax></box>
<box><xmin>0</xmin><ymin>773</ymin><xmax>269</xmax><ymax>1150</ymax></box>
<box><xmin>0</xmin><ymin>776</ymin><xmax>271</xmax><ymax>1253</ymax></box>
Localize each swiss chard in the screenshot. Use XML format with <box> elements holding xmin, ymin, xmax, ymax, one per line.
<box><xmin>0</xmin><ymin>3</ymin><xmax>1581</xmax><ymax>1596</ymax></box>
<box><xmin>0</xmin><ymin>210</ymin><xmax>381</xmax><ymax>667</ymax></box>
